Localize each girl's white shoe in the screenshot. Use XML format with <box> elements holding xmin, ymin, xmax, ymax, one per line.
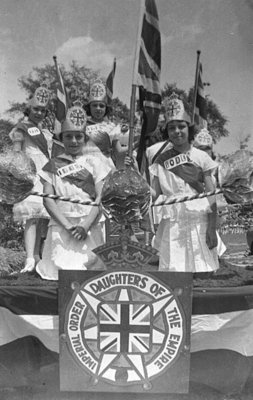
<box><xmin>20</xmin><ymin>257</ymin><xmax>36</xmax><ymax>273</ymax></box>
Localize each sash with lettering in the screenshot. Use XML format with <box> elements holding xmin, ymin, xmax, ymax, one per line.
<box><xmin>51</xmin><ymin>137</ymin><xmax>65</xmax><ymax>158</ymax></box>
<box><xmin>86</xmin><ymin>120</ymin><xmax>112</xmax><ymax>158</ymax></box>
<box><xmin>156</xmin><ymin>148</ymin><xmax>205</xmax><ymax>193</ymax></box>
<box><xmin>43</xmin><ymin>155</ymin><xmax>96</xmax><ymax>200</ymax></box>
<box><xmin>16</xmin><ymin>121</ymin><xmax>50</xmax><ymax>159</ymax></box>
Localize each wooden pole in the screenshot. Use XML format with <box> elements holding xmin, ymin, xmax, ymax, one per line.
<box><xmin>128</xmin><ymin>84</ymin><xmax>137</xmax><ymax>158</ymax></box>
<box><xmin>53</xmin><ymin>55</ymin><xmax>58</xmax><ymax>70</ymax></box>
<box><xmin>192</xmin><ymin>50</ymin><xmax>201</xmax><ymax>125</ymax></box>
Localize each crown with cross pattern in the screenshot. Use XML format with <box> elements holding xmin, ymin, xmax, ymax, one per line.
<box><xmin>163</xmin><ymin>92</ymin><xmax>191</xmax><ymax>124</ymax></box>
<box><xmin>61</xmin><ymin>100</ymin><xmax>87</xmax><ymax>132</ymax></box>
<box><xmin>88</xmin><ymin>78</ymin><xmax>107</xmax><ymax>104</ymax></box>
<box><xmin>28</xmin><ymin>82</ymin><xmax>51</xmax><ymax>108</ymax></box>
<box><xmin>194</xmin><ymin>128</ymin><xmax>213</xmax><ymax>148</ymax></box>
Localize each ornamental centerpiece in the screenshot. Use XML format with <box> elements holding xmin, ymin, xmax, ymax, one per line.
<box><xmin>101</xmin><ymin>167</ymin><xmax>151</xmax><ymax>226</ymax></box>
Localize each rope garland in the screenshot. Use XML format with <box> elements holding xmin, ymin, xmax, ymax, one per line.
<box><xmin>152</xmin><ymin>188</ymin><xmax>223</xmax><ymax>207</ymax></box>
<box><xmin>29</xmin><ymin>188</ymin><xmax>249</xmax><ymax>210</ymax></box>
<box><xmin>6</xmin><ymin>189</ymin><xmax>251</xmax><ymax>235</ymax></box>
<box><xmin>30</xmin><ymin>191</ymin><xmax>98</xmax><ymax>206</ymax></box>
<box><xmin>29</xmin><ymin>188</ymin><xmax>223</xmax><ymax>207</ymax></box>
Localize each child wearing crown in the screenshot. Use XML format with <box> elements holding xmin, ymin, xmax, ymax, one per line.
<box><xmin>150</xmin><ymin>93</ymin><xmax>219</xmax><ymax>273</ymax></box>
<box><xmin>9</xmin><ymin>84</ymin><xmax>53</xmax><ymax>272</ymax></box>
<box><xmin>85</xmin><ymin>79</ymin><xmax>127</xmax><ymax>169</ymax></box>
<box><xmin>36</xmin><ymin>103</ymin><xmax>111</xmax><ymax>280</ymax></box>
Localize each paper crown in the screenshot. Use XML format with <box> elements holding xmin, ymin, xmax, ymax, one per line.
<box><xmin>61</xmin><ymin>101</ymin><xmax>87</xmax><ymax>133</ymax></box>
<box><xmin>28</xmin><ymin>82</ymin><xmax>51</xmax><ymax>108</ymax></box>
<box><xmin>164</xmin><ymin>92</ymin><xmax>191</xmax><ymax>124</ymax></box>
<box><xmin>194</xmin><ymin>128</ymin><xmax>213</xmax><ymax>148</ymax></box>
<box><xmin>88</xmin><ymin>79</ymin><xmax>107</xmax><ymax>104</ymax></box>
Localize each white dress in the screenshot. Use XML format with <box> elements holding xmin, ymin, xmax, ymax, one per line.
<box><xmin>146</xmin><ymin>141</ymin><xmax>172</xmax><ymax>228</ymax></box>
<box><xmin>86</xmin><ymin>120</ymin><xmax>121</xmax><ymax>169</ymax></box>
<box><xmin>36</xmin><ymin>153</ymin><xmax>111</xmax><ymax>280</ymax></box>
<box><xmin>9</xmin><ymin>121</ymin><xmax>52</xmax><ymax>223</ymax></box>
<box><xmin>150</xmin><ymin>147</ymin><xmax>219</xmax><ymax>273</ymax></box>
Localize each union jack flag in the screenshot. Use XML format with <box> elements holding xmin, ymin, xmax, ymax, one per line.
<box><xmin>53</xmin><ymin>56</ymin><xmax>70</xmax><ymax>134</ymax></box>
<box><xmin>136</xmin><ymin>0</ymin><xmax>161</xmax><ymax>173</ymax></box>
<box><xmin>98</xmin><ymin>302</ymin><xmax>152</xmax><ymax>354</ymax></box>
<box><xmin>106</xmin><ymin>58</ymin><xmax>116</xmax><ymax>104</ymax></box>
<box><xmin>193</xmin><ymin>54</ymin><xmax>208</xmax><ymax>129</ymax></box>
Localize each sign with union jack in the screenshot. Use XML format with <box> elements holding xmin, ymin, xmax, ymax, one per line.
<box><xmin>59</xmin><ymin>270</ymin><xmax>192</xmax><ymax>393</ymax></box>
<box><xmin>98</xmin><ymin>302</ymin><xmax>152</xmax><ymax>354</ymax></box>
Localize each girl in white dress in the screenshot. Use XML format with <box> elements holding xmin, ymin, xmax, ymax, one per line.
<box><xmin>85</xmin><ymin>79</ymin><xmax>127</xmax><ymax>169</ymax></box>
<box><xmin>150</xmin><ymin>93</ymin><xmax>219</xmax><ymax>273</ymax></box>
<box><xmin>9</xmin><ymin>84</ymin><xmax>52</xmax><ymax>272</ymax></box>
<box><xmin>36</xmin><ymin>103</ymin><xmax>111</xmax><ymax>280</ymax></box>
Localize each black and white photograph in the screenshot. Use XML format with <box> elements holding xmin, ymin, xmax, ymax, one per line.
<box><xmin>0</xmin><ymin>1</ymin><xmax>253</xmax><ymax>399</ymax></box>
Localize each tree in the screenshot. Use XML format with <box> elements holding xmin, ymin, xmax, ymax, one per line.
<box><xmin>110</xmin><ymin>97</ymin><xmax>130</xmax><ymax>123</ymax></box>
<box><xmin>5</xmin><ymin>63</ymin><xmax>229</xmax><ymax>143</ymax></box>
<box><xmin>162</xmin><ymin>83</ymin><xmax>229</xmax><ymax>143</ymax></box>
<box><xmin>7</xmin><ymin>61</ymin><xmax>130</xmax><ymax>131</ymax></box>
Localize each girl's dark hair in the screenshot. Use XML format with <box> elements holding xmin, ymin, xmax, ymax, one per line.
<box><xmin>59</xmin><ymin>130</ymin><xmax>89</xmax><ymax>143</ymax></box>
<box><xmin>163</xmin><ymin>122</ymin><xmax>196</xmax><ymax>143</ymax></box>
<box><xmin>84</xmin><ymin>102</ymin><xmax>112</xmax><ymax>117</ymax></box>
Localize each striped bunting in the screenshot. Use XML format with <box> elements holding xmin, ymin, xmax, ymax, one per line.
<box><xmin>0</xmin><ymin>285</ymin><xmax>253</xmax><ymax>356</ymax></box>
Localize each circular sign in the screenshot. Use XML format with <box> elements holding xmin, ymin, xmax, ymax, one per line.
<box><xmin>64</xmin><ymin>271</ymin><xmax>186</xmax><ymax>388</ymax></box>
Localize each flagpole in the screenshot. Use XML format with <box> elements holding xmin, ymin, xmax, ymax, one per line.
<box><xmin>53</xmin><ymin>55</ymin><xmax>58</xmax><ymax>71</ymax></box>
<box><xmin>128</xmin><ymin>0</ymin><xmax>145</xmax><ymax>158</ymax></box>
<box><xmin>192</xmin><ymin>50</ymin><xmax>201</xmax><ymax>125</ymax></box>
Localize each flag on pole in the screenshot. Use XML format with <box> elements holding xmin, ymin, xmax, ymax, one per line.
<box><xmin>135</xmin><ymin>0</ymin><xmax>161</xmax><ymax>172</ymax></box>
<box><xmin>53</xmin><ymin>56</ymin><xmax>69</xmax><ymax>134</ymax></box>
<box><xmin>106</xmin><ymin>58</ymin><xmax>116</xmax><ymax>104</ymax></box>
<box><xmin>193</xmin><ymin>60</ymin><xmax>208</xmax><ymax>128</ymax></box>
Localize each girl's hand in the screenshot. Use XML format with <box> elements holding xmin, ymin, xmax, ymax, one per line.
<box><xmin>124</xmin><ymin>154</ymin><xmax>139</xmax><ymax>171</ymax></box>
<box><xmin>124</xmin><ymin>155</ymin><xmax>134</xmax><ymax>167</ymax></box>
<box><xmin>68</xmin><ymin>225</ymin><xmax>88</xmax><ymax>241</ymax></box>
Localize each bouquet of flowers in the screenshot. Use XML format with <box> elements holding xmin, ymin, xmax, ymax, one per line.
<box><xmin>219</xmin><ymin>149</ymin><xmax>253</xmax><ymax>204</ymax></box>
<box><xmin>218</xmin><ymin>150</ymin><xmax>253</xmax><ymax>233</ymax></box>
<box><xmin>0</xmin><ymin>150</ymin><xmax>36</xmax><ymax>204</ymax></box>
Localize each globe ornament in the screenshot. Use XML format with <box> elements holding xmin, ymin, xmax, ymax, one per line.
<box><xmin>101</xmin><ymin>167</ymin><xmax>151</xmax><ymax>225</ymax></box>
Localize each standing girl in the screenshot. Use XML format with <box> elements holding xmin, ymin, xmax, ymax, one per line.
<box><xmin>85</xmin><ymin>79</ymin><xmax>127</xmax><ymax>169</ymax></box>
<box><xmin>9</xmin><ymin>83</ymin><xmax>52</xmax><ymax>272</ymax></box>
<box><xmin>36</xmin><ymin>103</ymin><xmax>111</xmax><ymax>280</ymax></box>
<box><xmin>150</xmin><ymin>93</ymin><xmax>219</xmax><ymax>273</ymax></box>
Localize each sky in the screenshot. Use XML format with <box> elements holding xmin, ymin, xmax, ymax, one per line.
<box><xmin>0</xmin><ymin>0</ymin><xmax>253</xmax><ymax>155</ymax></box>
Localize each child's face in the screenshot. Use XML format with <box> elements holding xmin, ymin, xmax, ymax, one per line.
<box><xmin>29</xmin><ymin>106</ymin><xmax>47</xmax><ymax>125</ymax></box>
<box><xmin>90</xmin><ymin>101</ymin><xmax>106</xmax><ymax>122</ymax></box>
<box><xmin>167</xmin><ymin>120</ymin><xmax>189</xmax><ymax>147</ymax></box>
<box><xmin>62</xmin><ymin>131</ymin><xmax>85</xmax><ymax>157</ymax></box>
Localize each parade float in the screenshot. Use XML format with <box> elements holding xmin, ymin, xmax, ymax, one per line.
<box><xmin>1</xmin><ymin>115</ymin><xmax>253</xmax><ymax>400</ymax></box>
<box><xmin>1</xmin><ymin>2</ymin><xmax>253</xmax><ymax>399</ymax></box>
<box><xmin>0</xmin><ymin>126</ymin><xmax>253</xmax><ymax>398</ymax></box>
